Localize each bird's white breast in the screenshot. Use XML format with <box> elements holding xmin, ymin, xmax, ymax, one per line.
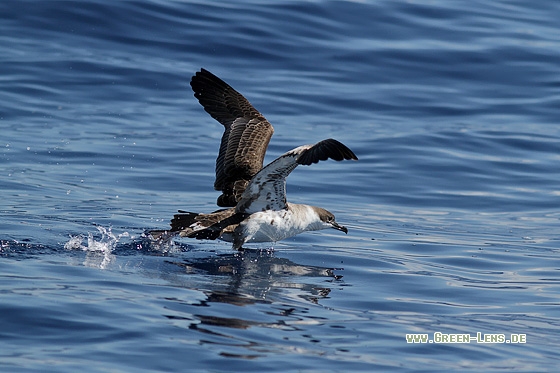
<box><xmin>236</xmin><ymin>204</ymin><xmax>325</xmax><ymax>244</ymax></box>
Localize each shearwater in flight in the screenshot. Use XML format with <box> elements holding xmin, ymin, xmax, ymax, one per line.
<box><xmin>150</xmin><ymin>68</ymin><xmax>358</xmax><ymax>250</ymax></box>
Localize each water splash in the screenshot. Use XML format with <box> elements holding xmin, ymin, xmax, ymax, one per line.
<box><xmin>64</xmin><ymin>226</ymin><xmax>129</xmax><ymax>269</ymax></box>
<box><xmin>64</xmin><ymin>227</ymin><xmax>184</xmax><ymax>269</ymax></box>
<box><xmin>140</xmin><ymin>231</ymin><xmax>183</xmax><ymax>254</ymax></box>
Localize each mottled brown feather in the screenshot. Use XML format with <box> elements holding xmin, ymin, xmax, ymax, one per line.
<box><xmin>186</xmin><ymin>212</ymin><xmax>250</xmax><ymax>240</ymax></box>
<box><xmin>171</xmin><ymin>208</ymin><xmax>237</xmax><ymax>237</ymax></box>
<box><xmin>190</xmin><ymin>69</ymin><xmax>274</xmax><ymax>207</ymax></box>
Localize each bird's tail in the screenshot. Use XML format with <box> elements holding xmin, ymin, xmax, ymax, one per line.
<box><xmin>146</xmin><ymin>210</ymin><xmax>200</xmax><ymax>241</ymax></box>
<box><xmin>171</xmin><ymin>210</ymin><xmax>201</xmax><ymax>232</ymax></box>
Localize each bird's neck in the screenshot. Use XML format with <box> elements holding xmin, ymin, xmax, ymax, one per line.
<box><xmin>286</xmin><ymin>203</ymin><xmax>325</xmax><ymax>232</ymax></box>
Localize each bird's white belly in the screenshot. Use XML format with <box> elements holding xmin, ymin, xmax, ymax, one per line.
<box><xmin>237</xmin><ymin>209</ymin><xmax>308</xmax><ymax>243</ymax></box>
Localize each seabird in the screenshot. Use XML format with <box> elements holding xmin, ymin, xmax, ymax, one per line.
<box><xmin>150</xmin><ymin>68</ymin><xmax>358</xmax><ymax>250</ymax></box>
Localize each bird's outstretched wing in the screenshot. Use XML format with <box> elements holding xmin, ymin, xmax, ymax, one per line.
<box><xmin>190</xmin><ymin>68</ymin><xmax>274</xmax><ymax>207</ymax></box>
<box><xmin>235</xmin><ymin>138</ymin><xmax>358</xmax><ymax>214</ymax></box>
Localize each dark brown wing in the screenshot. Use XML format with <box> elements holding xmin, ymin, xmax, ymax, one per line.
<box><xmin>190</xmin><ymin>69</ymin><xmax>274</xmax><ymax>207</ymax></box>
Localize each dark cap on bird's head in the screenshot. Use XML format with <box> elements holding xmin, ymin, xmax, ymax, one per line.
<box><xmin>316</xmin><ymin>207</ymin><xmax>348</xmax><ymax>234</ymax></box>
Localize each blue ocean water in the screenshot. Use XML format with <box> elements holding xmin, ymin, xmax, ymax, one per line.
<box><xmin>1</xmin><ymin>0</ymin><xmax>559</xmax><ymax>371</ymax></box>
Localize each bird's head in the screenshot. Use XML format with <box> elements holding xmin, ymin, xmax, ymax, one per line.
<box><xmin>316</xmin><ymin>208</ymin><xmax>348</xmax><ymax>234</ymax></box>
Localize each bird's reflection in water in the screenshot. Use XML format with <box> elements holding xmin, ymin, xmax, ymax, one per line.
<box><xmin>164</xmin><ymin>248</ymin><xmax>343</xmax><ymax>334</ymax></box>
<box><xmin>168</xmin><ymin>248</ymin><xmax>342</xmax><ymax>305</ymax></box>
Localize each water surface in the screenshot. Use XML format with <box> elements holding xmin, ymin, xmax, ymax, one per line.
<box><xmin>1</xmin><ymin>1</ymin><xmax>559</xmax><ymax>371</ymax></box>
